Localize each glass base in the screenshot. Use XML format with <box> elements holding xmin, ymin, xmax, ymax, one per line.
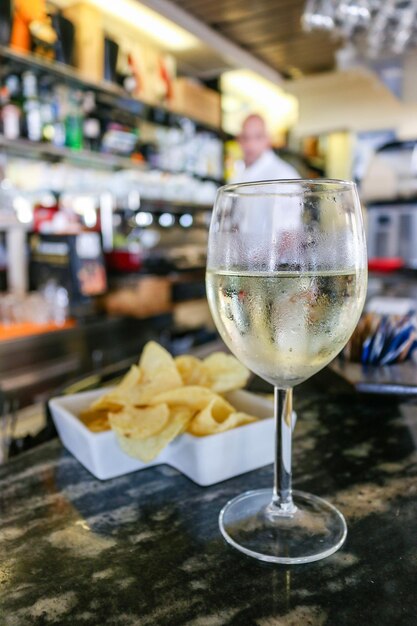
<box><xmin>219</xmin><ymin>488</ymin><xmax>347</xmax><ymax>564</ymax></box>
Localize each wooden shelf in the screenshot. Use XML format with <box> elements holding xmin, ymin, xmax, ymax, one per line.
<box><xmin>0</xmin><ymin>137</ymin><xmax>214</xmax><ymax>211</ymax></box>
<box><xmin>139</xmin><ymin>199</ymin><xmax>212</xmax><ymax>213</ymax></box>
<box><xmin>0</xmin><ymin>136</ymin><xmax>147</xmax><ymax>172</ymax></box>
<box><xmin>0</xmin><ymin>136</ymin><xmax>223</xmax><ymax>187</ymax></box>
<box><xmin>0</xmin><ymin>46</ymin><xmax>224</xmax><ymax>136</ymax></box>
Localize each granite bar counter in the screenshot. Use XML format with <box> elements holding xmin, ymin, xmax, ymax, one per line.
<box><xmin>0</xmin><ymin>384</ymin><xmax>416</xmax><ymax>626</ymax></box>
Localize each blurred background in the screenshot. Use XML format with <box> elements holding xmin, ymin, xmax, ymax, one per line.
<box><xmin>2</xmin><ymin>0</ymin><xmax>417</xmax><ymax>459</ymax></box>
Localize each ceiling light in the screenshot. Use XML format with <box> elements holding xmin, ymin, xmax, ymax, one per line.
<box><xmin>179</xmin><ymin>213</ymin><xmax>193</xmax><ymax>227</ymax></box>
<box><xmin>136</xmin><ymin>211</ymin><xmax>153</xmax><ymax>226</ymax></box>
<box><xmin>86</xmin><ymin>0</ymin><xmax>199</xmax><ymax>51</ymax></box>
<box><xmin>159</xmin><ymin>213</ymin><xmax>175</xmax><ymax>227</ymax></box>
<box><xmin>221</xmin><ymin>70</ymin><xmax>298</xmax><ymax>137</ymax></box>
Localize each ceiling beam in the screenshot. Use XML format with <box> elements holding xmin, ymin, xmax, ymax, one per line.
<box><xmin>137</xmin><ymin>0</ymin><xmax>283</xmax><ymax>84</ymax></box>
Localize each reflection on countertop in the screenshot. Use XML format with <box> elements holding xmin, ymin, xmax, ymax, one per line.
<box><xmin>0</xmin><ymin>382</ymin><xmax>416</xmax><ymax>625</ymax></box>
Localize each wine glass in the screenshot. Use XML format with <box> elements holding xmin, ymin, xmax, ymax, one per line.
<box><xmin>206</xmin><ymin>179</ymin><xmax>367</xmax><ymax>564</ymax></box>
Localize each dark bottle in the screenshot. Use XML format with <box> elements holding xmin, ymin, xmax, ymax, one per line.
<box><xmin>82</xmin><ymin>91</ymin><xmax>101</xmax><ymax>152</ymax></box>
<box><xmin>0</xmin><ymin>85</ymin><xmax>4</xmax><ymax>135</ymax></box>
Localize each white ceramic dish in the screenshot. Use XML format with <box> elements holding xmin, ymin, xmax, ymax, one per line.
<box><xmin>49</xmin><ymin>388</ymin><xmax>276</xmax><ymax>485</ymax></box>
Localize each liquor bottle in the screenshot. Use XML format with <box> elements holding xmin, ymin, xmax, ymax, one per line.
<box><xmin>51</xmin><ymin>84</ymin><xmax>66</xmax><ymax>148</ymax></box>
<box><xmin>22</xmin><ymin>71</ymin><xmax>42</xmax><ymax>142</ymax></box>
<box><xmin>65</xmin><ymin>89</ymin><xmax>83</xmax><ymax>150</ymax></box>
<box><xmin>2</xmin><ymin>75</ymin><xmax>22</xmax><ymax>140</ymax></box>
<box><xmin>39</xmin><ymin>83</ymin><xmax>55</xmax><ymax>143</ymax></box>
<box><xmin>0</xmin><ymin>85</ymin><xmax>5</xmax><ymax>136</ymax></box>
<box><xmin>82</xmin><ymin>91</ymin><xmax>101</xmax><ymax>152</ymax></box>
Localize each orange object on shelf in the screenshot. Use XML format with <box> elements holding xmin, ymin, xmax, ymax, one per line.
<box><xmin>0</xmin><ymin>319</ymin><xmax>75</xmax><ymax>342</ymax></box>
<box><xmin>11</xmin><ymin>0</ymin><xmax>46</xmax><ymax>52</ymax></box>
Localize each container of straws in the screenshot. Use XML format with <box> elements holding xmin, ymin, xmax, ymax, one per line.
<box><xmin>344</xmin><ymin>312</ymin><xmax>417</xmax><ymax>366</ymax></box>
<box><xmin>330</xmin><ymin>311</ymin><xmax>417</xmax><ymax>395</ymax></box>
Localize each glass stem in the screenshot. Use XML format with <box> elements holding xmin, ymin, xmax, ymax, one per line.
<box><xmin>271</xmin><ymin>387</ymin><xmax>296</xmax><ymax>515</ymax></box>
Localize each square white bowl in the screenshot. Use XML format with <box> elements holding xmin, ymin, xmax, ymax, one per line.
<box><xmin>49</xmin><ymin>388</ymin><xmax>275</xmax><ymax>485</ymax></box>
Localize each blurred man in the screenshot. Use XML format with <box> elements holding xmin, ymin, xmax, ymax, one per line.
<box><xmin>232</xmin><ymin>114</ymin><xmax>301</xmax><ymax>235</ymax></box>
<box><xmin>234</xmin><ymin>114</ymin><xmax>299</xmax><ymax>182</ymax></box>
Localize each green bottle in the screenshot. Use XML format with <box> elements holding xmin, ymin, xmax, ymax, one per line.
<box><xmin>65</xmin><ymin>89</ymin><xmax>83</xmax><ymax>151</ymax></box>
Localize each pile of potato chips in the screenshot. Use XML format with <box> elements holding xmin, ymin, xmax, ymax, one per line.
<box><xmin>79</xmin><ymin>341</ymin><xmax>258</xmax><ymax>462</ymax></box>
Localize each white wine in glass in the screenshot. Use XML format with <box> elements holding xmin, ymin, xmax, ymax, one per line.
<box><xmin>206</xmin><ymin>180</ymin><xmax>367</xmax><ymax>564</ymax></box>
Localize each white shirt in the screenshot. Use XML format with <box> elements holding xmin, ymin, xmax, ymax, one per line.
<box><xmin>230</xmin><ymin>149</ymin><xmax>301</xmax><ymax>234</ymax></box>
<box><xmin>232</xmin><ymin>149</ymin><xmax>299</xmax><ymax>184</ymax></box>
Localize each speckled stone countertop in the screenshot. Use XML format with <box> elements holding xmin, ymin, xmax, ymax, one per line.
<box><xmin>1</xmin><ymin>386</ymin><xmax>416</xmax><ymax>626</ymax></box>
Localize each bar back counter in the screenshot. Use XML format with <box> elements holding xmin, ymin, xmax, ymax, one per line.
<box><xmin>0</xmin><ymin>314</ymin><xmax>173</xmax><ymax>457</ymax></box>
<box><xmin>0</xmin><ymin>315</ymin><xmax>171</xmax><ymax>394</ymax></box>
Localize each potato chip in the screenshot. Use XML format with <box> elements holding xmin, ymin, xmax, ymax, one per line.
<box><xmin>188</xmin><ymin>398</ymin><xmax>257</xmax><ymax>436</ymax></box>
<box><xmin>139</xmin><ymin>341</ymin><xmax>179</xmax><ymax>379</ymax></box>
<box><xmin>148</xmin><ymin>386</ymin><xmax>217</xmax><ymax>412</ymax></box>
<box><xmin>79</xmin><ymin>341</ymin><xmax>257</xmax><ymax>459</ymax></box>
<box><xmin>111</xmin><ymin>405</ymin><xmax>193</xmax><ymax>463</ymax></box>
<box><xmin>203</xmin><ymin>352</ymin><xmax>250</xmax><ymax>393</ymax></box>
<box><xmin>175</xmin><ymin>355</ymin><xmax>212</xmax><ymax>387</ymax></box>
<box><xmin>90</xmin><ymin>394</ymin><xmax>125</xmax><ymax>413</ymax></box>
<box><xmin>79</xmin><ymin>407</ymin><xmax>111</xmax><ymax>432</ymax></box>
<box><xmin>126</xmin><ymin>341</ymin><xmax>183</xmax><ymax>406</ymax></box>
<box><xmin>95</xmin><ymin>344</ymin><xmax>184</xmax><ymax>409</ymax></box>
<box><xmin>109</xmin><ymin>404</ymin><xmax>170</xmax><ymax>440</ymax></box>
<box><xmin>91</xmin><ymin>365</ymin><xmax>142</xmax><ymax>411</ymax></box>
<box><xmin>187</xmin><ymin>396</ymin><xmax>233</xmax><ymax>433</ymax></box>
<box><xmin>118</xmin><ymin>365</ymin><xmax>142</xmax><ymax>391</ymax></box>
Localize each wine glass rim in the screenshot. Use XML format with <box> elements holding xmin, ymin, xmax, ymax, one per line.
<box><xmin>220</xmin><ymin>178</ymin><xmax>356</xmax><ymax>195</ymax></box>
